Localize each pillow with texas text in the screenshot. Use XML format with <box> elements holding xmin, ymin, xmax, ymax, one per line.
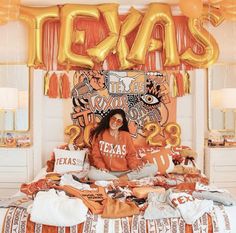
<box><xmin>138</xmin><ymin>147</ymin><xmax>175</xmax><ymax>174</ymax></box>
<box><xmin>46</xmin><ymin>144</ymin><xmax>68</xmax><ymax>172</ymax></box>
<box><xmin>53</xmin><ymin>148</ymin><xmax>87</xmax><ymax>174</ymax></box>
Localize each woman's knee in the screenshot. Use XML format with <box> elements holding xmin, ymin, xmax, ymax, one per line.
<box><xmin>143</xmin><ymin>163</ymin><xmax>158</xmax><ymax>176</ymax></box>
<box><xmin>87</xmin><ymin>167</ymin><xmax>117</xmax><ymax>181</ymax></box>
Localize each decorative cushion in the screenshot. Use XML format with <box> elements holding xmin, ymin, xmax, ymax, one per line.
<box><xmin>138</xmin><ymin>147</ymin><xmax>175</xmax><ymax>174</ymax></box>
<box><xmin>53</xmin><ymin>148</ymin><xmax>87</xmax><ymax>174</ymax></box>
<box><xmin>46</xmin><ymin>144</ymin><xmax>68</xmax><ymax>172</ymax></box>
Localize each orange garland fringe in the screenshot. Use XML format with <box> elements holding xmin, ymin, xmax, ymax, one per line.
<box><xmin>60</xmin><ymin>73</ymin><xmax>70</xmax><ymax>98</ymax></box>
<box><xmin>48</xmin><ymin>72</ymin><xmax>58</xmax><ymax>98</ymax></box>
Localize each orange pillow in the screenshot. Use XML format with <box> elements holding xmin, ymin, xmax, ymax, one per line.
<box><xmin>138</xmin><ymin>147</ymin><xmax>175</xmax><ymax>174</ymax></box>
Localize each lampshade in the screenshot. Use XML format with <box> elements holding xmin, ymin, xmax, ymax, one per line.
<box><xmin>0</xmin><ymin>87</ymin><xmax>18</xmax><ymax>109</ymax></box>
<box><xmin>215</xmin><ymin>88</ymin><xmax>236</xmax><ymax>109</ymax></box>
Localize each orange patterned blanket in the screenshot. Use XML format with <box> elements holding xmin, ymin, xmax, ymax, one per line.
<box><xmin>2</xmin><ymin>207</ymin><xmax>216</xmax><ymax>233</ymax></box>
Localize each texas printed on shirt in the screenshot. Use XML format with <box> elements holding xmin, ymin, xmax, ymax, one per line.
<box><xmin>168</xmin><ymin>191</ymin><xmax>213</xmax><ymax>224</ymax></box>
<box><xmin>90</xmin><ymin>129</ymin><xmax>142</xmax><ymax>171</ymax></box>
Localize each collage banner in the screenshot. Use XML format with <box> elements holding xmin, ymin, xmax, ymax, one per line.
<box><xmin>71</xmin><ymin>70</ymin><xmax>176</xmax><ymax>146</ymax></box>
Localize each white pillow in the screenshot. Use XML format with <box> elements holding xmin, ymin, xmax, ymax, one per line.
<box><xmin>53</xmin><ymin>148</ymin><xmax>87</xmax><ymax>173</ymax></box>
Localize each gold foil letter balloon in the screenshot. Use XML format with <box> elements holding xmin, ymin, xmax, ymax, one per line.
<box><xmin>116</xmin><ymin>7</ymin><xmax>143</xmax><ymax>70</ymax></box>
<box><xmin>19</xmin><ymin>6</ymin><xmax>59</xmax><ymax>67</ymax></box>
<box><xmin>64</xmin><ymin>125</ymin><xmax>84</xmax><ymax>148</ymax></box>
<box><xmin>164</xmin><ymin>122</ymin><xmax>181</xmax><ymax>147</ymax></box>
<box><xmin>127</xmin><ymin>3</ymin><xmax>180</xmax><ymax>67</ymax></box>
<box><xmin>87</xmin><ymin>4</ymin><xmax>120</xmax><ymax>63</ymax></box>
<box><xmin>58</xmin><ymin>4</ymin><xmax>100</xmax><ymax>69</ymax></box>
<box><xmin>180</xmin><ymin>6</ymin><xmax>223</xmax><ymax>68</ymax></box>
<box><xmin>144</xmin><ymin>122</ymin><xmax>163</xmax><ymax>147</ymax></box>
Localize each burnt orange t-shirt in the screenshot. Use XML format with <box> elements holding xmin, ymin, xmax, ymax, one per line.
<box><xmin>90</xmin><ymin>129</ymin><xmax>142</xmax><ymax>171</ymax></box>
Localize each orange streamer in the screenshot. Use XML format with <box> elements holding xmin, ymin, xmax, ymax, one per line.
<box><xmin>48</xmin><ymin>72</ymin><xmax>58</xmax><ymax>98</ymax></box>
<box><xmin>60</xmin><ymin>73</ymin><xmax>70</xmax><ymax>98</ymax></box>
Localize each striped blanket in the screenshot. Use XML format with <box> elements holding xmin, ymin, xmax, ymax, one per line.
<box><xmin>2</xmin><ymin>206</ymin><xmax>230</xmax><ymax>233</ymax></box>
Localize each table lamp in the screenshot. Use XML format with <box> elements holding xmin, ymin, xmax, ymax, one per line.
<box><xmin>0</xmin><ymin>87</ymin><xmax>18</xmax><ymax>145</ymax></box>
<box><xmin>211</xmin><ymin>88</ymin><xmax>236</xmax><ymax>136</ymax></box>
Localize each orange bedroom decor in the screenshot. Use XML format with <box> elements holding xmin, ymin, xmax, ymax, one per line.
<box><xmin>209</xmin><ymin>0</ymin><xmax>236</xmax><ymax>20</ymax></box>
<box><xmin>0</xmin><ymin>0</ymin><xmax>20</xmax><ymax>24</ymax></box>
<box><xmin>19</xmin><ymin>5</ymin><xmax>59</xmax><ymax>68</ymax></box>
<box><xmin>126</xmin><ymin>4</ymin><xmax>179</xmax><ymax>67</ymax></box>
<box><xmin>164</xmin><ymin>122</ymin><xmax>181</xmax><ymax>147</ymax></box>
<box><xmin>138</xmin><ymin>147</ymin><xmax>175</xmax><ymax>174</ymax></box>
<box><xmin>59</xmin><ymin>73</ymin><xmax>70</xmax><ymax>98</ymax></box>
<box><xmin>64</xmin><ymin>124</ymin><xmax>84</xmax><ymax>149</ymax></box>
<box><xmin>180</xmin><ymin>5</ymin><xmax>223</xmax><ymax>68</ymax></box>
<box><xmin>144</xmin><ymin>121</ymin><xmax>181</xmax><ymax>147</ymax></box>
<box><xmin>179</xmin><ymin>0</ymin><xmax>203</xmax><ymax>18</ymax></box>
<box><xmin>144</xmin><ymin>122</ymin><xmax>164</xmax><ymax>147</ymax></box>
<box><xmin>43</xmin><ymin>69</ymin><xmax>191</xmax><ymax>99</ymax></box>
<box><xmin>44</xmin><ymin>71</ymin><xmax>71</xmax><ymax>99</ymax></box>
<box><xmin>47</xmin><ymin>72</ymin><xmax>58</xmax><ymax>98</ymax></box>
<box><xmin>15</xmin><ymin>3</ymin><xmax>225</xmax><ymax>70</ymax></box>
<box><xmin>70</xmin><ymin>70</ymin><xmax>176</xmax><ymax>147</ymax></box>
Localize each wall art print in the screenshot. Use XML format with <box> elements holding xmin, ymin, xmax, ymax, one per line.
<box><xmin>71</xmin><ymin>70</ymin><xmax>176</xmax><ymax>147</ymax></box>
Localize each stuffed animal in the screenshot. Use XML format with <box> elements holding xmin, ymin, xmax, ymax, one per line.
<box><xmin>179</xmin><ymin>148</ymin><xmax>197</xmax><ymax>159</ymax></box>
<box><xmin>172</xmin><ymin>165</ymin><xmax>200</xmax><ymax>175</ymax></box>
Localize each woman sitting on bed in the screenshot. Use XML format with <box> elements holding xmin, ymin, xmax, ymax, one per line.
<box><xmin>87</xmin><ymin>108</ymin><xmax>157</xmax><ymax>181</ymax></box>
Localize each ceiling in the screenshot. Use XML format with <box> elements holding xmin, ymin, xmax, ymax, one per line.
<box><xmin>20</xmin><ymin>0</ymin><xmax>181</xmax><ymax>7</ymax></box>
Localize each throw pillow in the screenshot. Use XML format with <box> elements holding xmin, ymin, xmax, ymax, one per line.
<box><xmin>53</xmin><ymin>148</ymin><xmax>87</xmax><ymax>173</ymax></box>
<box><xmin>138</xmin><ymin>147</ymin><xmax>175</xmax><ymax>174</ymax></box>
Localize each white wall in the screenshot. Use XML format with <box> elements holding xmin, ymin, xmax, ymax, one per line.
<box><xmin>0</xmin><ymin>21</ymin><xmax>27</xmax><ymax>63</ymax></box>
<box><xmin>208</xmin><ymin>21</ymin><xmax>236</xmax><ymax>63</ymax></box>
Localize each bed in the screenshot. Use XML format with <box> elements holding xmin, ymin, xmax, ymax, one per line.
<box><xmin>1</xmin><ymin>145</ymin><xmax>236</xmax><ymax>233</ymax></box>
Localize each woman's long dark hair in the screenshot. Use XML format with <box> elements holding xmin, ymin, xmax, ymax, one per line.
<box><xmin>91</xmin><ymin>109</ymin><xmax>129</xmax><ymax>139</ymax></box>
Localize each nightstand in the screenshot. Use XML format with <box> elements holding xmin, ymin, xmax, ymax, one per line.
<box><xmin>205</xmin><ymin>146</ymin><xmax>236</xmax><ymax>197</ymax></box>
<box><xmin>0</xmin><ymin>147</ymin><xmax>33</xmax><ymax>198</ymax></box>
